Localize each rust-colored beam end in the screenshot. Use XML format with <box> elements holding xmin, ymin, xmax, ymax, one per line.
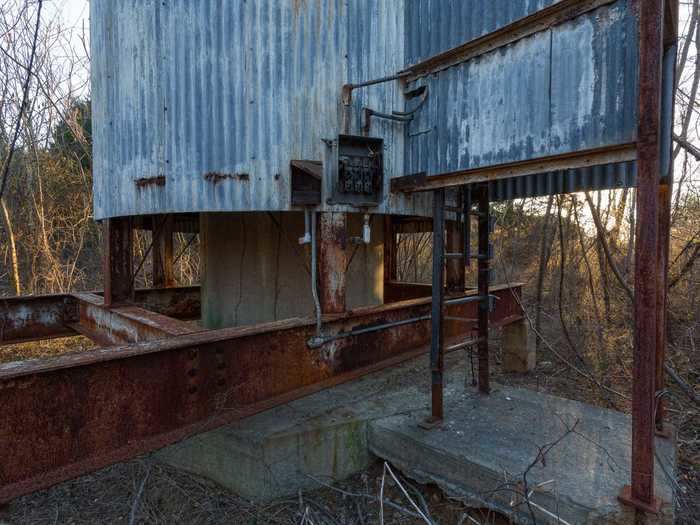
<box><xmin>617</xmin><ymin>485</ymin><xmax>665</xmax><ymax>515</ymax></box>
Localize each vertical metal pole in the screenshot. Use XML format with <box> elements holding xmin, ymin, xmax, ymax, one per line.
<box><xmin>430</xmin><ymin>189</ymin><xmax>446</xmax><ymax>422</ymax></box>
<box><xmin>152</xmin><ymin>215</ymin><xmax>175</xmax><ymax>288</ymax></box>
<box><xmin>318</xmin><ymin>212</ymin><xmax>348</xmax><ymax>314</ymax></box>
<box><xmin>383</xmin><ymin>215</ymin><xmax>397</xmax><ymax>292</ymax></box>
<box><xmin>103</xmin><ymin>217</ymin><xmax>134</xmax><ymax>307</ymax></box>
<box><xmin>447</xmin><ymin>195</ymin><xmax>466</xmax><ymax>294</ymax></box>
<box><xmin>477</xmin><ymin>184</ymin><xmax>490</xmax><ymax>395</ymax></box>
<box><xmin>463</xmin><ymin>186</ymin><xmax>472</xmax><ymax>271</ymax></box>
<box><xmin>619</xmin><ymin>0</ymin><xmax>664</xmax><ymax>512</ymax></box>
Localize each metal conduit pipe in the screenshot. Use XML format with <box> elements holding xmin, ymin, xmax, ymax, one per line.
<box><xmin>309</xmin><ymin>210</ymin><xmax>322</xmax><ymax>336</ymax></box>
<box><xmin>306</xmin><ymin>293</ymin><xmax>494</xmax><ymax>348</ymax></box>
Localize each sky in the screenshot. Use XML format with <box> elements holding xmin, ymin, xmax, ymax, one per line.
<box><xmin>45</xmin><ymin>0</ymin><xmax>88</xmax><ymax>33</ymax></box>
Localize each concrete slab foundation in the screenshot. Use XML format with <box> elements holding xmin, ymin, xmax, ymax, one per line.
<box><xmin>156</xmin><ymin>354</ymin><xmax>676</xmax><ymax>524</ymax></box>
<box><xmin>370</xmin><ymin>388</ymin><xmax>676</xmax><ymax>524</ymax></box>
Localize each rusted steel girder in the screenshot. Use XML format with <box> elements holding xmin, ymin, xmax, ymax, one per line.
<box><xmin>0</xmin><ymin>287</ymin><xmax>200</xmax><ymax>346</ymax></box>
<box><xmin>103</xmin><ymin>217</ymin><xmax>134</xmax><ymax>307</ymax></box>
<box><xmin>318</xmin><ymin>212</ymin><xmax>348</xmax><ymax>314</ymax></box>
<box><xmin>619</xmin><ymin>0</ymin><xmax>665</xmax><ymax>513</ymax></box>
<box><xmin>0</xmin><ymin>286</ymin><xmax>523</xmax><ymax>503</ymax></box>
<box><xmin>71</xmin><ymin>293</ymin><xmax>201</xmax><ymax>346</ymax></box>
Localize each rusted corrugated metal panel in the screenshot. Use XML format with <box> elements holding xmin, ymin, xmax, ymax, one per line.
<box><xmin>404</xmin><ymin>0</ymin><xmax>641</xmax><ymax>199</ymax></box>
<box><xmin>91</xmin><ymin>0</ymin><xmax>432</xmax><ymax>219</ymax></box>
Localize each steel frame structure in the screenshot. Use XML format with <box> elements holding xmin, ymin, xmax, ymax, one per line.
<box><xmin>391</xmin><ymin>0</ymin><xmax>680</xmax><ymax>515</ymax></box>
<box><xmin>0</xmin><ymin>214</ymin><xmax>524</xmax><ymax>503</ymax></box>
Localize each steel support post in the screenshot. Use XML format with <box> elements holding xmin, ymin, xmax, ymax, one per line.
<box><xmin>619</xmin><ymin>0</ymin><xmax>664</xmax><ymax>513</ymax></box>
<box><xmin>318</xmin><ymin>212</ymin><xmax>348</xmax><ymax>314</ymax></box>
<box><xmin>384</xmin><ymin>215</ymin><xmax>397</xmax><ymax>290</ymax></box>
<box><xmin>476</xmin><ymin>184</ymin><xmax>490</xmax><ymax>395</ymax></box>
<box><xmin>152</xmin><ymin>215</ymin><xmax>175</xmax><ymax>289</ymax></box>
<box><xmin>103</xmin><ymin>217</ymin><xmax>134</xmax><ymax>307</ymax></box>
<box><xmin>447</xmin><ymin>196</ymin><xmax>466</xmax><ymax>294</ymax></box>
<box><xmin>429</xmin><ymin>189</ymin><xmax>446</xmax><ymax>423</ymax></box>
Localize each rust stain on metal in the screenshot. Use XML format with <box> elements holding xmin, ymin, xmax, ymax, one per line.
<box><xmin>0</xmin><ymin>285</ymin><xmax>523</xmax><ymax>503</ymax></box>
<box><xmin>134</xmin><ymin>175</ymin><xmax>166</xmax><ymax>189</ymax></box>
<box><xmin>203</xmin><ymin>172</ymin><xmax>250</xmax><ymax>185</ymax></box>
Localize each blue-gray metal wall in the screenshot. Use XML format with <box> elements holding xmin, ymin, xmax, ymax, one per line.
<box><xmin>404</xmin><ymin>0</ymin><xmax>640</xmax><ymax>202</ymax></box>
<box><xmin>91</xmin><ymin>0</ymin><xmax>426</xmax><ymax>219</ymax></box>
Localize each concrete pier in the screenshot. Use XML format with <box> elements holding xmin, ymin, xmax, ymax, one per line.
<box><xmin>157</xmin><ymin>354</ymin><xmax>676</xmax><ymax>523</ymax></box>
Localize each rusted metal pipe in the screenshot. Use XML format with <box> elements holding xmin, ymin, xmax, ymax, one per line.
<box><xmin>430</xmin><ymin>189</ymin><xmax>446</xmax><ymax>422</ymax></box>
<box><xmin>476</xmin><ymin>184</ymin><xmax>491</xmax><ymax>395</ymax></box>
<box><xmin>619</xmin><ymin>0</ymin><xmax>665</xmax><ymax>513</ymax></box>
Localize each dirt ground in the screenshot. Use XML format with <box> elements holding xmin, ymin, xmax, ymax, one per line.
<box><xmin>1</xmin><ymin>336</ymin><xmax>698</xmax><ymax>524</ymax></box>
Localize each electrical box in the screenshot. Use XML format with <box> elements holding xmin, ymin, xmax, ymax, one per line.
<box><xmin>328</xmin><ymin>135</ymin><xmax>384</xmax><ymax>207</ymax></box>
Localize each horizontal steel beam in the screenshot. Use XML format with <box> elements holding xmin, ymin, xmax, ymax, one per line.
<box><xmin>72</xmin><ymin>293</ymin><xmax>202</xmax><ymax>346</ymax></box>
<box><xmin>391</xmin><ymin>144</ymin><xmax>638</xmax><ymax>194</ymax></box>
<box><xmin>401</xmin><ymin>0</ymin><xmax>615</xmax><ymax>82</ymax></box>
<box><xmin>0</xmin><ymin>285</ymin><xmax>523</xmax><ymax>503</ymax></box>
<box><xmin>0</xmin><ymin>287</ymin><xmax>200</xmax><ymax>346</ymax></box>
<box><xmin>0</xmin><ymin>294</ymin><xmax>78</xmax><ymax>345</ymax></box>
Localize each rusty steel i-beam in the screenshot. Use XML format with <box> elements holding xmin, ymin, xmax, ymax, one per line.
<box><xmin>0</xmin><ymin>284</ymin><xmax>525</xmax><ymax>503</ymax></box>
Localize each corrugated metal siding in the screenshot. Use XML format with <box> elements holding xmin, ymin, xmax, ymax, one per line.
<box><xmin>404</xmin><ymin>0</ymin><xmax>640</xmax><ymax>200</ymax></box>
<box><xmin>405</xmin><ymin>0</ymin><xmax>560</xmax><ymax>64</ymax></box>
<box><xmin>92</xmin><ymin>0</ymin><xmax>648</xmax><ymax>219</ymax></box>
<box><xmin>91</xmin><ymin>0</ymin><xmax>427</xmax><ymax>219</ymax></box>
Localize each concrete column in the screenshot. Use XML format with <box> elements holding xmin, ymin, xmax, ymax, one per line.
<box><xmin>501</xmin><ymin>318</ymin><xmax>535</xmax><ymax>373</ymax></box>
<box><xmin>200</xmin><ymin>212</ymin><xmax>382</xmax><ymax>329</ymax></box>
<box><xmin>318</xmin><ymin>212</ymin><xmax>347</xmax><ymax>314</ymax></box>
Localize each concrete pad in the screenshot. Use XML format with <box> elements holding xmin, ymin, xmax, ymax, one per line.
<box><xmin>156</xmin><ymin>357</ymin><xmax>436</xmax><ymax>501</ymax></box>
<box><xmin>157</xmin><ymin>353</ymin><xmax>677</xmax><ymax>523</ymax></box>
<box><xmin>369</xmin><ymin>386</ymin><xmax>677</xmax><ymax>524</ymax></box>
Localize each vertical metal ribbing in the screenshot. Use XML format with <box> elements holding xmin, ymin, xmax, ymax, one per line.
<box><xmin>477</xmin><ymin>184</ymin><xmax>490</xmax><ymax>395</ymax></box>
<box><xmin>431</xmin><ymin>188</ymin><xmax>446</xmax><ymax>421</ymax></box>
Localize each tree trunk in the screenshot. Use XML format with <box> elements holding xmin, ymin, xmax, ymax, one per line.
<box><xmin>1</xmin><ymin>197</ymin><xmax>21</xmax><ymax>295</ymax></box>
<box><xmin>535</xmin><ymin>195</ymin><xmax>555</xmax><ymax>353</ymax></box>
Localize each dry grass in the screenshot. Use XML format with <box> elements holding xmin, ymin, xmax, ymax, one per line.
<box><xmin>0</xmin><ymin>336</ymin><xmax>95</xmax><ymax>364</ymax></box>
